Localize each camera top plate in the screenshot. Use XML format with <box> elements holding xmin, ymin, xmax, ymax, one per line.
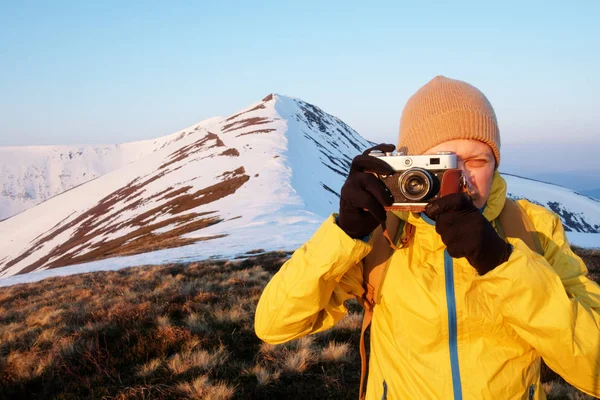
<box><xmin>369</xmin><ymin>151</ymin><xmax>457</xmax><ymax>171</ymax></box>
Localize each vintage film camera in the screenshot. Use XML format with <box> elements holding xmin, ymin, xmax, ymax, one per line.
<box><xmin>367</xmin><ymin>150</ymin><xmax>468</xmax><ymax>212</ymax></box>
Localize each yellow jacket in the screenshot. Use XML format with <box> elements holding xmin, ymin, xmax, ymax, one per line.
<box><xmin>255</xmin><ymin>173</ymin><xmax>600</xmax><ymax>399</ymax></box>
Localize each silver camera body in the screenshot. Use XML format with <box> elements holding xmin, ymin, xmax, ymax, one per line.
<box><xmin>369</xmin><ymin>151</ymin><xmax>458</xmax><ymax>207</ymax></box>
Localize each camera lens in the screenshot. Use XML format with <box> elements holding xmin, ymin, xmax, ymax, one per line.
<box><xmin>398</xmin><ymin>168</ymin><xmax>434</xmax><ymax>202</ymax></box>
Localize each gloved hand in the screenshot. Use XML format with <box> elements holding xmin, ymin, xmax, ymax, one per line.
<box><xmin>337</xmin><ymin>144</ymin><xmax>395</xmax><ymax>239</ymax></box>
<box><xmin>424</xmin><ymin>193</ymin><xmax>512</xmax><ymax>275</ymax></box>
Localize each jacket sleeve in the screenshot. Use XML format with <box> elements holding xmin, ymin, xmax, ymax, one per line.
<box><xmin>475</xmin><ymin>203</ymin><xmax>600</xmax><ymax>397</ymax></box>
<box><xmin>254</xmin><ymin>214</ymin><xmax>371</xmax><ymax>344</ymax></box>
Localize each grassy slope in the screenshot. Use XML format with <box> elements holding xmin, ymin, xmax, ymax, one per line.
<box><xmin>0</xmin><ymin>248</ymin><xmax>598</xmax><ymax>400</ymax></box>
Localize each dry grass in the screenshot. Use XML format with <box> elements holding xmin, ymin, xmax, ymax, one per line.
<box><xmin>5</xmin><ymin>350</ymin><xmax>52</xmax><ymax>381</ymax></box>
<box><xmin>136</xmin><ymin>358</ymin><xmax>163</xmax><ymax>378</ymax></box>
<box><xmin>185</xmin><ymin>312</ymin><xmax>209</xmax><ymax>333</ymax></box>
<box><xmin>321</xmin><ymin>341</ymin><xmax>352</xmax><ymax>363</ymax></box>
<box><xmin>167</xmin><ymin>345</ymin><xmax>227</xmax><ymax>375</ymax></box>
<box><xmin>333</xmin><ymin>311</ymin><xmax>363</xmax><ymax>331</ymax></box>
<box><xmin>213</xmin><ymin>305</ymin><xmax>248</xmax><ymax>324</ymax></box>
<box><xmin>176</xmin><ymin>375</ymin><xmax>235</xmax><ymax>400</ymax></box>
<box><xmin>544</xmin><ymin>380</ymin><xmax>598</xmax><ymax>399</ymax></box>
<box><xmin>0</xmin><ymin>249</ymin><xmax>597</xmax><ymax>399</ymax></box>
<box><xmin>245</xmin><ymin>364</ymin><xmax>281</xmax><ymax>386</ymax></box>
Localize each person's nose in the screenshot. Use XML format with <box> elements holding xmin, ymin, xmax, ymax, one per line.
<box><xmin>458</xmin><ymin>161</ymin><xmax>474</xmax><ymax>185</ymax></box>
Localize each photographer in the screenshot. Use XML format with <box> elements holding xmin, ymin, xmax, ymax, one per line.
<box><xmin>255</xmin><ymin>76</ymin><xmax>600</xmax><ymax>399</ymax></box>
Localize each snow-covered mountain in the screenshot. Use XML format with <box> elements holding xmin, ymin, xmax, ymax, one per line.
<box><xmin>0</xmin><ymin>116</ymin><xmax>222</xmax><ymax>221</ymax></box>
<box><xmin>0</xmin><ymin>94</ymin><xmax>372</xmax><ymax>279</ymax></box>
<box><xmin>0</xmin><ymin>94</ymin><xmax>599</xmax><ymax>283</ymax></box>
<box><xmin>503</xmin><ymin>173</ymin><xmax>600</xmax><ymax>233</ymax></box>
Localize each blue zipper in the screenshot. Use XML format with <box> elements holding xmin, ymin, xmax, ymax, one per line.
<box><xmin>529</xmin><ymin>384</ymin><xmax>535</xmax><ymax>399</ymax></box>
<box><xmin>444</xmin><ymin>250</ymin><xmax>463</xmax><ymax>399</ymax></box>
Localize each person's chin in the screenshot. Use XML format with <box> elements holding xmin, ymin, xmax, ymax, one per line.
<box><xmin>471</xmin><ymin>195</ymin><xmax>484</xmax><ymax>209</ymax></box>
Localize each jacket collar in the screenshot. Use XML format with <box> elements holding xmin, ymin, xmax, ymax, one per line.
<box><xmin>482</xmin><ymin>171</ymin><xmax>506</xmax><ymax>221</ymax></box>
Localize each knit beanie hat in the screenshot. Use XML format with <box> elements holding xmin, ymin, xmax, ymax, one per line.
<box><xmin>398</xmin><ymin>76</ymin><xmax>501</xmax><ymax>166</ymax></box>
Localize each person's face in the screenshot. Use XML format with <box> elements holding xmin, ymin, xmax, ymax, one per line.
<box><xmin>424</xmin><ymin>139</ymin><xmax>496</xmax><ymax>209</ymax></box>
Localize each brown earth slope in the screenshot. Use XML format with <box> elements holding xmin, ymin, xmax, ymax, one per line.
<box><xmin>0</xmin><ymin>249</ymin><xmax>597</xmax><ymax>399</ymax></box>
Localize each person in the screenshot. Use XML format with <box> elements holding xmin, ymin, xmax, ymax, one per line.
<box><xmin>254</xmin><ymin>76</ymin><xmax>600</xmax><ymax>399</ymax></box>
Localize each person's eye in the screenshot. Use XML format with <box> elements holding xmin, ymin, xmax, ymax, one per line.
<box><xmin>465</xmin><ymin>159</ymin><xmax>488</xmax><ymax>168</ymax></box>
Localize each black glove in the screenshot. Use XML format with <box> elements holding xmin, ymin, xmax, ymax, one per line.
<box><xmin>424</xmin><ymin>193</ymin><xmax>512</xmax><ymax>275</ymax></box>
<box><xmin>337</xmin><ymin>144</ymin><xmax>395</xmax><ymax>239</ymax></box>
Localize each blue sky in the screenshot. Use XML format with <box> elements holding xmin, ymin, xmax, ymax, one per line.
<box><xmin>1</xmin><ymin>0</ymin><xmax>598</xmax><ymax>154</ymax></box>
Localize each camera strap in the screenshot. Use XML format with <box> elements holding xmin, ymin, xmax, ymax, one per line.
<box><xmin>381</xmin><ymin>221</ymin><xmax>402</xmax><ymax>251</ymax></box>
<box><xmin>495</xmin><ymin>199</ymin><xmax>543</xmax><ymax>255</ymax></box>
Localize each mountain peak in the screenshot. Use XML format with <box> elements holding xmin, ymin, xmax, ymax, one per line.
<box><xmin>262</xmin><ymin>93</ymin><xmax>275</xmax><ymax>102</ymax></box>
